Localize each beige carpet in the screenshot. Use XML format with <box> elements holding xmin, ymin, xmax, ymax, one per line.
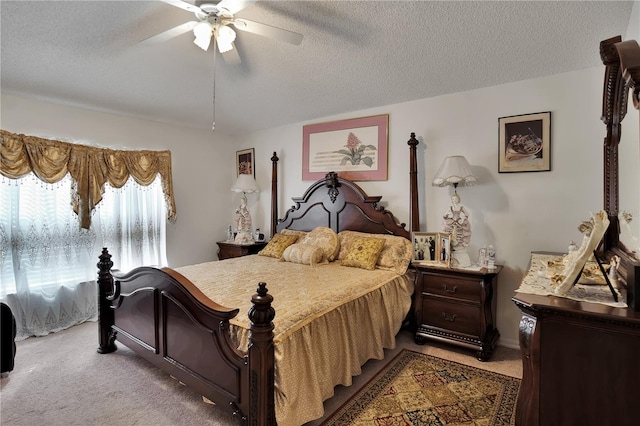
<box><xmin>320</xmin><ymin>349</ymin><xmax>520</xmax><ymax>425</ymax></box>
<box><xmin>0</xmin><ymin>321</ymin><xmax>235</xmax><ymax>426</ymax></box>
<box><xmin>0</xmin><ymin>321</ymin><xmax>521</xmax><ymax>425</ymax></box>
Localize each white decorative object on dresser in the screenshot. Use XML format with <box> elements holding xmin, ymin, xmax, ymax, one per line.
<box><xmin>432</xmin><ymin>155</ymin><xmax>477</xmax><ymax>268</ymax></box>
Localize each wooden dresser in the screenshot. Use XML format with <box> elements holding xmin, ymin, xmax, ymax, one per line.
<box><xmin>512</xmin><ymin>293</ymin><xmax>640</xmax><ymax>426</ymax></box>
<box><xmin>506</xmin><ymin>34</ymin><xmax>640</xmax><ymax>426</ymax></box>
<box><xmin>413</xmin><ymin>264</ymin><xmax>502</xmax><ymax>361</ymax></box>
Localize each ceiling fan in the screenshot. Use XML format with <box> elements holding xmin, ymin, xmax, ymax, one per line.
<box><xmin>142</xmin><ymin>0</ymin><xmax>304</xmax><ymax>64</ymax></box>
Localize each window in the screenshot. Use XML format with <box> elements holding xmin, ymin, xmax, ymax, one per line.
<box><xmin>0</xmin><ymin>173</ymin><xmax>167</xmax><ymax>339</ymax></box>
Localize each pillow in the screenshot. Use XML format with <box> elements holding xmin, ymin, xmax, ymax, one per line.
<box><xmin>258</xmin><ymin>233</ymin><xmax>298</xmax><ymax>259</ymax></box>
<box><xmin>280</xmin><ymin>229</ymin><xmax>308</xmax><ymax>243</ymax></box>
<box><xmin>300</xmin><ymin>226</ymin><xmax>340</xmax><ymax>261</ymax></box>
<box><xmin>281</xmin><ymin>243</ymin><xmax>325</xmax><ymax>266</ymax></box>
<box><xmin>340</xmin><ymin>237</ymin><xmax>386</xmax><ymax>270</ymax></box>
<box><xmin>338</xmin><ymin>230</ymin><xmax>413</xmax><ymax>275</ymax></box>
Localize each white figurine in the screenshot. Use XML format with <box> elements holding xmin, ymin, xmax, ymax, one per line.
<box><xmin>442</xmin><ymin>193</ymin><xmax>472</xmax><ymax>267</ymax></box>
<box><xmin>442</xmin><ymin>194</ymin><xmax>471</xmax><ymax>248</ymax></box>
<box><xmin>609</xmin><ymin>255</ymin><xmax>621</xmax><ymax>288</ymax></box>
<box><xmin>234</xmin><ymin>196</ymin><xmax>253</xmax><ymax>244</ymax></box>
<box><xmin>487</xmin><ymin>245</ymin><xmax>496</xmax><ymax>269</ymax></box>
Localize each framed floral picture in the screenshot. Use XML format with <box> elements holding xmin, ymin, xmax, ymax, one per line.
<box><xmin>302</xmin><ymin>114</ymin><xmax>389</xmax><ymax>181</ymax></box>
<box><xmin>236</xmin><ymin>148</ymin><xmax>254</xmax><ymax>177</ymax></box>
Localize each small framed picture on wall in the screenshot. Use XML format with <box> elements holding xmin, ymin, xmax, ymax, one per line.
<box><xmin>498</xmin><ymin>111</ymin><xmax>551</xmax><ymax>173</ymax></box>
<box><xmin>236</xmin><ymin>148</ymin><xmax>255</xmax><ymax>177</ymax></box>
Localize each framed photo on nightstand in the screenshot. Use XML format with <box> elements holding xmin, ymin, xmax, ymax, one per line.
<box><xmin>439</xmin><ymin>233</ymin><xmax>451</xmax><ymax>267</ymax></box>
<box><xmin>412</xmin><ymin>232</ymin><xmax>438</xmax><ymax>264</ymax></box>
<box><xmin>412</xmin><ymin>232</ymin><xmax>450</xmax><ymax>267</ymax></box>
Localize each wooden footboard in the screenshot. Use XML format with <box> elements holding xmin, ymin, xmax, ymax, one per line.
<box><xmin>96</xmin><ymin>248</ymin><xmax>275</xmax><ymax>425</ymax></box>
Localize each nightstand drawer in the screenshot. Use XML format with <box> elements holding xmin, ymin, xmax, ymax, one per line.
<box><xmin>421</xmin><ymin>298</ymin><xmax>480</xmax><ymax>337</ymax></box>
<box><xmin>422</xmin><ymin>274</ymin><xmax>480</xmax><ymax>302</ymax></box>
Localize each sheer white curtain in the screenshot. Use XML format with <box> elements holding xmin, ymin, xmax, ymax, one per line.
<box><xmin>0</xmin><ymin>174</ymin><xmax>167</xmax><ymax>340</ymax></box>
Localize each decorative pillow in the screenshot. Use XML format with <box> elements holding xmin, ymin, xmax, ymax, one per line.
<box><xmin>340</xmin><ymin>237</ymin><xmax>386</xmax><ymax>270</ymax></box>
<box><xmin>338</xmin><ymin>230</ymin><xmax>413</xmax><ymax>274</ymax></box>
<box><xmin>258</xmin><ymin>233</ymin><xmax>298</xmax><ymax>259</ymax></box>
<box><xmin>280</xmin><ymin>229</ymin><xmax>308</xmax><ymax>243</ymax></box>
<box><xmin>376</xmin><ymin>235</ymin><xmax>413</xmax><ymax>274</ymax></box>
<box><xmin>300</xmin><ymin>226</ymin><xmax>340</xmax><ymax>261</ymax></box>
<box><xmin>281</xmin><ymin>243</ymin><xmax>325</xmax><ymax>266</ymax></box>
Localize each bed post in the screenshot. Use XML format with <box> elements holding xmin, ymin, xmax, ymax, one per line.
<box><xmin>96</xmin><ymin>247</ymin><xmax>117</xmax><ymax>354</ymax></box>
<box><xmin>247</xmin><ymin>282</ymin><xmax>276</xmax><ymax>426</ymax></box>
<box><xmin>270</xmin><ymin>152</ymin><xmax>279</xmax><ymax>238</ymax></box>
<box><xmin>408</xmin><ymin>132</ymin><xmax>420</xmax><ymax>232</ymax></box>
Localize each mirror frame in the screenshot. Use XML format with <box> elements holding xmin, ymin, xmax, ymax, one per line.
<box><xmin>600</xmin><ymin>36</ymin><xmax>640</xmax><ymax>310</ymax></box>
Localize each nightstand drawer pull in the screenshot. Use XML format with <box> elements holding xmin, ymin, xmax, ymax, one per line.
<box><xmin>442</xmin><ymin>312</ymin><xmax>457</xmax><ymax>322</ymax></box>
<box><xmin>442</xmin><ymin>284</ymin><xmax>457</xmax><ymax>293</ymax></box>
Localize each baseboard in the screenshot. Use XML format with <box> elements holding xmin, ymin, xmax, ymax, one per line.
<box><xmin>497</xmin><ymin>337</ymin><xmax>519</xmax><ymax>350</ymax></box>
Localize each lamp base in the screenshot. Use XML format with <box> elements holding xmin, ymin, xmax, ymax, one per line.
<box><xmin>234</xmin><ymin>231</ymin><xmax>254</xmax><ymax>245</ymax></box>
<box><xmin>451</xmin><ymin>247</ymin><xmax>471</xmax><ymax>268</ymax></box>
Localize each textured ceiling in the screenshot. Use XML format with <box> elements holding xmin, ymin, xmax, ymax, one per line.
<box><xmin>0</xmin><ymin>1</ymin><xmax>635</xmax><ymax>136</ymax></box>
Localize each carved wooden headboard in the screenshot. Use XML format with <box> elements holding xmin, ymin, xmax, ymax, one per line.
<box><xmin>275</xmin><ymin>172</ymin><xmax>411</xmax><ymax>239</ymax></box>
<box><xmin>269</xmin><ymin>133</ymin><xmax>420</xmax><ymax>240</ymax></box>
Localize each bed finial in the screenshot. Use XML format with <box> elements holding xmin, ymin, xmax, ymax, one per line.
<box><xmin>249</xmin><ymin>282</ymin><xmax>275</xmax><ymax>326</ymax></box>
<box><xmin>408</xmin><ymin>133</ymin><xmax>420</xmax><ymax>232</ymax></box>
<box><xmin>247</xmin><ymin>282</ymin><xmax>276</xmax><ymax>425</ymax></box>
<box><xmin>271</xmin><ymin>152</ymin><xmax>279</xmax><ymax>238</ymax></box>
<box><xmin>97</xmin><ymin>248</ymin><xmax>117</xmax><ymax>354</ymax></box>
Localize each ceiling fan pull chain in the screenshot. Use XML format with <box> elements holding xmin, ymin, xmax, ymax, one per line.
<box><xmin>212</xmin><ymin>41</ymin><xmax>217</xmax><ymax>131</ymax></box>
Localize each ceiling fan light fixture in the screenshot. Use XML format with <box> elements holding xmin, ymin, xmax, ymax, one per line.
<box><xmin>193</xmin><ymin>21</ymin><xmax>213</xmax><ymax>51</ymax></box>
<box><xmin>216</xmin><ymin>25</ymin><xmax>236</xmax><ymax>53</ymax></box>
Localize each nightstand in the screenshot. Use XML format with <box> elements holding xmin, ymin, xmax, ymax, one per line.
<box><xmin>217</xmin><ymin>241</ymin><xmax>268</xmax><ymax>260</ymax></box>
<box><xmin>412</xmin><ymin>263</ymin><xmax>502</xmax><ymax>361</ymax></box>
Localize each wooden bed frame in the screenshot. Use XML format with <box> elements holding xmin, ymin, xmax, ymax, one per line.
<box><xmin>97</xmin><ymin>133</ymin><xmax>421</xmax><ymax>425</ymax></box>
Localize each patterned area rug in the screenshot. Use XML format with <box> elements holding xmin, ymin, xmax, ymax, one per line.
<box><xmin>322</xmin><ymin>349</ymin><xmax>520</xmax><ymax>425</ymax></box>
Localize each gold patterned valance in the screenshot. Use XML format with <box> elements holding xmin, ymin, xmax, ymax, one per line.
<box><xmin>0</xmin><ymin>129</ymin><xmax>177</xmax><ymax>229</ymax></box>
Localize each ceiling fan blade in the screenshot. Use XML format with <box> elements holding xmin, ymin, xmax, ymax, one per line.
<box><xmin>232</xmin><ymin>19</ymin><xmax>303</xmax><ymax>46</ymax></box>
<box><xmin>159</xmin><ymin>0</ymin><xmax>201</xmax><ymax>14</ymax></box>
<box><xmin>140</xmin><ymin>21</ymin><xmax>198</xmax><ymax>44</ymax></box>
<box><xmin>216</xmin><ymin>0</ymin><xmax>257</xmax><ymax>16</ymax></box>
<box><xmin>221</xmin><ymin>45</ymin><xmax>242</xmax><ymax>65</ymax></box>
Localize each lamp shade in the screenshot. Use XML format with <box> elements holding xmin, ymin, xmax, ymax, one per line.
<box><xmin>231</xmin><ymin>174</ymin><xmax>259</xmax><ymax>193</ymax></box>
<box><xmin>432</xmin><ymin>156</ymin><xmax>477</xmax><ymax>187</ymax></box>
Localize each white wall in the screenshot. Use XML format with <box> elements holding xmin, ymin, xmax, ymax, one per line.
<box><xmin>0</xmin><ymin>94</ymin><xmax>235</xmax><ymax>268</ymax></box>
<box><xmin>238</xmin><ymin>64</ymin><xmax>637</xmax><ymax>348</ymax></box>
<box><xmin>627</xmin><ymin>1</ymin><xmax>639</xmax><ymax>40</ymax></box>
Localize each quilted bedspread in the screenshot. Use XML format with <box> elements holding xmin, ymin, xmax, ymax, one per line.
<box><xmin>176</xmin><ymin>255</ymin><xmax>414</xmax><ymax>426</ymax></box>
